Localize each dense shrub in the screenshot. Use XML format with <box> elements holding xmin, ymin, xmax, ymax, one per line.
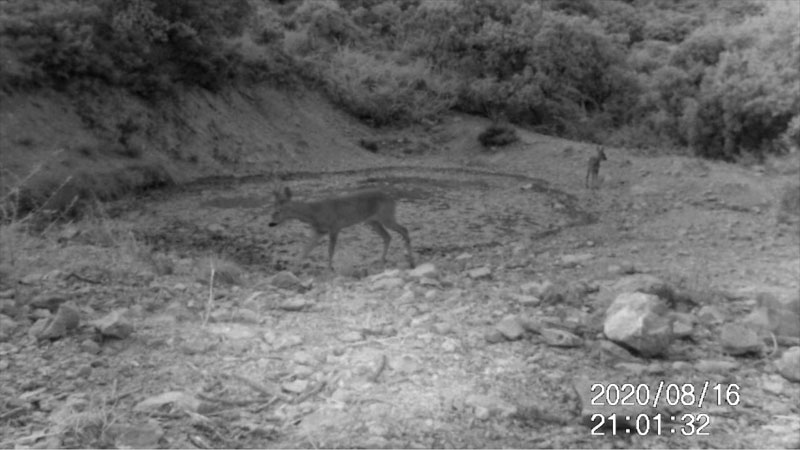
<box><xmin>0</xmin><ymin>0</ymin><xmax>252</xmax><ymax>96</ymax></box>
<box><xmin>322</xmin><ymin>47</ymin><xmax>456</xmax><ymax>125</ymax></box>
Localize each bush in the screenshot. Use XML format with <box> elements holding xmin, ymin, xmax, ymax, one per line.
<box><xmin>0</xmin><ymin>0</ymin><xmax>253</xmax><ymax>96</ymax></box>
<box><xmin>322</xmin><ymin>47</ymin><xmax>457</xmax><ymax>125</ymax></box>
<box><xmin>478</xmin><ymin>123</ymin><xmax>519</xmax><ymax>148</ymax></box>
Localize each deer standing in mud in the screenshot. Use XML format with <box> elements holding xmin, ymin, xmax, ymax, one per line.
<box><xmin>268</xmin><ymin>187</ymin><xmax>415</xmax><ymax>270</ymax></box>
<box><xmin>585</xmin><ymin>146</ymin><xmax>607</xmax><ymax>189</ymax></box>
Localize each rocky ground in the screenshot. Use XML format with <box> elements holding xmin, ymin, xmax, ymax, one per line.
<box><xmin>1</xmin><ymin>99</ymin><xmax>800</xmax><ymax>448</ymax></box>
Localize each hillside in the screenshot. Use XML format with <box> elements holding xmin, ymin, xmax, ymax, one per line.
<box><xmin>1</xmin><ymin>0</ymin><xmax>800</xmax><ymax>448</ymax></box>
<box><xmin>1</xmin><ymin>79</ymin><xmax>800</xmax><ymax>448</ymax></box>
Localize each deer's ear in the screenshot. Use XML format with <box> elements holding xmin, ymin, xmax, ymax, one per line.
<box><xmin>284</xmin><ymin>187</ymin><xmax>292</xmax><ymax>199</ymax></box>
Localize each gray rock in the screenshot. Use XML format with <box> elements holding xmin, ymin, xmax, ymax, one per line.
<box><xmin>604</xmin><ymin>292</ymin><xmax>673</xmax><ymax>357</ymax></box>
<box><xmin>408</xmin><ymin>263</ymin><xmax>437</xmax><ymax>279</ymax></box>
<box><xmin>697</xmin><ymin>305</ymin><xmax>726</xmax><ymax>324</ymax></box>
<box><xmin>278</xmin><ymin>297</ymin><xmax>311</xmax><ymax>311</ymax></box>
<box><xmin>540</xmin><ymin>328</ymin><xmax>582</xmax><ymax>347</ymax></box>
<box><xmin>560</xmin><ymin>253</ymin><xmax>594</xmax><ymax>266</ymax></box>
<box><xmin>775</xmin><ymin>346</ymin><xmax>800</xmax><ymax>382</ymax></box>
<box><xmin>467</xmin><ymin>267</ymin><xmax>492</xmax><ymax>279</ymax></box>
<box><xmin>91</xmin><ymin>309</ymin><xmax>133</xmax><ymax>339</ymax></box>
<box><xmin>337</xmin><ymin>331</ymin><xmax>363</xmax><ymax>342</ymax></box>
<box><xmin>282</xmin><ymin>379</ymin><xmax>309</xmax><ymax>394</ymax></box>
<box><xmin>719</xmin><ymin>323</ymin><xmax>762</xmax><ymax>355</ymax></box>
<box><xmin>520</xmin><ymin>280</ymin><xmax>553</xmax><ymax>297</ymax></box>
<box><xmin>371</xmin><ymin>277</ymin><xmax>405</xmax><ymax>290</ymax></box>
<box><xmin>271</xmin><ymin>270</ymin><xmax>303</xmax><ymax>291</ymax></box>
<box><xmin>30</xmin><ymin>295</ymin><xmax>67</xmax><ymax>313</ymax></box>
<box><xmin>495</xmin><ymin>315</ymin><xmax>526</xmax><ymax>340</ymax></box>
<box><xmin>36</xmin><ymin>303</ymin><xmax>81</xmax><ymax>341</ymax></box>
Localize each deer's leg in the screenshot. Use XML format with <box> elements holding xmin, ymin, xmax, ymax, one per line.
<box><xmin>382</xmin><ymin>219</ymin><xmax>415</xmax><ymax>268</ymax></box>
<box><xmin>327</xmin><ymin>231</ymin><xmax>338</xmax><ymax>271</ymax></box>
<box><xmin>368</xmin><ymin>221</ymin><xmax>391</xmax><ymax>266</ymax></box>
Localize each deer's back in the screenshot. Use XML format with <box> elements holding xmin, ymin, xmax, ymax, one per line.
<box><xmin>311</xmin><ymin>189</ymin><xmax>396</xmax><ymax>230</ymax></box>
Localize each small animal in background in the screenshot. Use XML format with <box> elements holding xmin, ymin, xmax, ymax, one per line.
<box><xmin>268</xmin><ymin>187</ymin><xmax>415</xmax><ymax>271</ymax></box>
<box><xmin>585</xmin><ymin>146</ymin><xmax>607</xmax><ymax>189</ymax></box>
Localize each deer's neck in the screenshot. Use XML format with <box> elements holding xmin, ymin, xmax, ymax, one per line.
<box><xmin>286</xmin><ymin>201</ymin><xmax>318</xmax><ymax>226</ymax></box>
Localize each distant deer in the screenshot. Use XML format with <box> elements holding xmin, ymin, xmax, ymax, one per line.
<box><xmin>268</xmin><ymin>187</ymin><xmax>415</xmax><ymax>270</ymax></box>
<box><xmin>585</xmin><ymin>146</ymin><xmax>607</xmax><ymax>189</ymax></box>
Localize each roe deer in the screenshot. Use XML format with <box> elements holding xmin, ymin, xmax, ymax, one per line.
<box><xmin>268</xmin><ymin>187</ymin><xmax>415</xmax><ymax>270</ymax></box>
<box><xmin>585</xmin><ymin>146</ymin><xmax>607</xmax><ymax>189</ymax></box>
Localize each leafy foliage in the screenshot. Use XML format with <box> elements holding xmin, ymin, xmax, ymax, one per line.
<box><xmin>0</xmin><ymin>0</ymin><xmax>252</xmax><ymax>96</ymax></box>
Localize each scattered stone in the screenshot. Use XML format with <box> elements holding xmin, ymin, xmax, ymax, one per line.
<box><xmin>105</xmin><ymin>420</ymin><xmax>164</xmax><ymax>449</ymax></box>
<box><xmin>293</xmin><ymin>351</ymin><xmax>316</xmax><ymax>365</ymax></box>
<box><xmin>278</xmin><ymin>297</ymin><xmax>311</xmax><ymax>311</ymax></box>
<box><xmin>540</xmin><ymin>328</ymin><xmax>582</xmax><ymax>347</ymax></box>
<box><xmin>31</xmin><ymin>308</ymin><xmax>52</xmax><ymax>320</ymax></box>
<box><xmin>695</xmin><ymin>359</ymin><xmax>739</xmax><ymax>373</ymax></box>
<box><xmin>670</xmin><ymin>312</ymin><xmax>695</xmax><ymax>338</ymax></box>
<box><xmin>371</xmin><ymin>277</ymin><xmax>404</xmax><ymax>290</ymax></box>
<box><xmin>547</xmin><ymin>281</ymin><xmax>591</xmax><ymax>306</ymax></box>
<box><xmin>433</xmin><ymin>322</ymin><xmax>452</xmax><ymax>335</ymax></box>
<box><xmin>467</xmin><ymin>267</ymin><xmax>492</xmax><ymax>280</ymax></box>
<box><xmin>510</xmin><ymin>293</ymin><xmax>540</xmax><ymax>306</ymax></box>
<box><xmin>464</xmin><ymin>394</ymin><xmax>517</xmax><ymax>418</ymax></box>
<box><xmin>0</xmin><ymin>314</ymin><xmax>17</xmax><ymax>340</ymax></box>
<box><xmin>604</xmin><ymin>293</ymin><xmax>673</xmax><ymax>357</ymax></box>
<box><xmin>337</xmin><ymin>331</ymin><xmax>363</xmax><ymax>343</ymax></box>
<box><xmin>28</xmin><ymin>318</ymin><xmax>48</xmax><ymax>340</ymax></box>
<box><xmin>234</xmin><ymin>308</ymin><xmax>260</xmax><ymax>323</ymax></box>
<box><xmin>761</xmin><ymin>374</ymin><xmax>787</xmax><ymax>395</ymax></box>
<box><xmin>79</xmin><ymin>339</ymin><xmax>101</xmax><ymax>355</ymax></box>
<box><xmin>0</xmin><ymin>299</ymin><xmax>17</xmax><ymax>317</ymax></box>
<box><xmin>484</xmin><ymin>329</ymin><xmax>505</xmax><ymax>344</ymax></box>
<box><xmin>273</xmin><ymin>333</ymin><xmax>304</xmax><ymax>350</ymax></box>
<box><xmin>271</xmin><ymin>271</ymin><xmax>303</xmax><ymax>291</ymax></box>
<box><xmin>441</xmin><ymin>338</ymin><xmax>459</xmax><ymax>352</ymax></box>
<box><xmin>20</xmin><ymin>273</ymin><xmax>45</xmax><ymax>285</ymax></box>
<box><xmin>408</xmin><ymin>263</ymin><xmax>437</xmax><ymax>279</ymax></box>
<box><xmin>0</xmin><ymin>289</ymin><xmax>15</xmax><ymax>299</ymax></box>
<box><xmin>520</xmin><ymin>280</ymin><xmax>553</xmax><ymax>297</ymax></box>
<box><xmin>742</xmin><ymin>294</ymin><xmax>800</xmax><ymax>339</ymax></box>
<box><xmin>282</xmin><ymin>379</ymin><xmax>309</xmax><ymax>394</ymax></box>
<box><xmin>36</xmin><ymin>303</ymin><xmax>81</xmax><ymax>341</ymax></box>
<box><xmin>90</xmin><ymin>309</ymin><xmax>134</xmax><ymax>339</ymax></box>
<box><xmin>775</xmin><ymin>347</ymin><xmax>800</xmax><ymax>382</ymax></box>
<box><xmin>560</xmin><ymin>253</ymin><xmax>594</xmax><ymax>266</ymax></box>
<box><xmin>607</xmin><ymin>261</ymin><xmax>636</xmax><ymax>275</ymax></box>
<box><xmin>697</xmin><ymin>305</ymin><xmax>726</xmax><ymax>324</ymax></box>
<box><xmin>720</xmin><ymin>323</ymin><xmax>762</xmax><ymax>355</ymax></box>
<box><xmin>390</xmin><ymin>355</ymin><xmax>421</xmax><ymax>374</ymax></box>
<box><xmin>596</xmin><ymin>340</ymin><xmax>640</xmax><ymax>362</ymax></box>
<box><xmin>134</xmin><ymin>391</ymin><xmax>203</xmax><ymax>413</ymax></box>
<box><xmin>495</xmin><ymin>315</ymin><xmax>526</xmax><ymax>341</ymax></box>
<box><xmin>30</xmin><ymin>295</ymin><xmax>67</xmax><ymax>313</ymax></box>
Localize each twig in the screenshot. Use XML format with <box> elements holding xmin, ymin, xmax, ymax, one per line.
<box><xmin>203</xmin><ymin>260</ymin><xmax>216</xmax><ymax>327</ymax></box>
